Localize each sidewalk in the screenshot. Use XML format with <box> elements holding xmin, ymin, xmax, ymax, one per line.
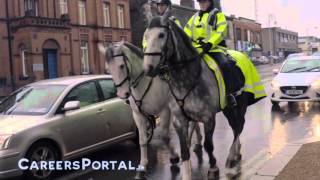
<box><xmin>249</xmin><ymin>138</ymin><xmax>320</xmax><ymax>180</ymax></box>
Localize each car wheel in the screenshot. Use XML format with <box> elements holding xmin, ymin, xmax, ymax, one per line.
<box><xmin>23</xmin><ymin>142</ymin><xmax>60</xmax><ymax>180</ymax></box>
<box><xmin>133</xmin><ymin>120</ymin><xmax>154</xmax><ymax>145</ymax></box>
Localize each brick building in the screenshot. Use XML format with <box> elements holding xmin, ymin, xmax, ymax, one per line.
<box><xmin>229</xmin><ymin>16</ymin><xmax>262</xmax><ymax>57</ymax></box>
<box><xmin>0</xmin><ymin>0</ymin><xmax>131</xmax><ymax>96</ymax></box>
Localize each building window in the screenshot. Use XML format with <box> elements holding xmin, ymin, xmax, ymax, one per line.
<box><xmin>244</xmin><ymin>29</ymin><xmax>248</xmax><ymax>41</ymax></box>
<box><xmin>103</xmin><ymin>2</ymin><xmax>111</xmax><ymax>27</ymax></box>
<box><xmin>60</xmin><ymin>0</ymin><xmax>68</xmax><ymax>15</ymax></box>
<box><xmin>24</xmin><ymin>0</ymin><xmax>38</xmax><ymax>16</ymax></box>
<box><xmin>80</xmin><ymin>41</ymin><xmax>90</xmax><ymax>74</ymax></box>
<box><xmin>236</xmin><ymin>28</ymin><xmax>241</xmax><ymax>41</ymax></box>
<box><xmin>117</xmin><ymin>4</ymin><xmax>125</xmax><ymax>28</ymax></box>
<box><xmin>20</xmin><ymin>48</ymin><xmax>28</xmax><ymax>77</ymax></box>
<box><xmin>78</xmin><ymin>0</ymin><xmax>87</xmax><ymax>25</ymax></box>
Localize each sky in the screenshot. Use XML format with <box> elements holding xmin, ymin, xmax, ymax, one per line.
<box><xmin>172</xmin><ymin>0</ymin><xmax>320</xmax><ymax>37</ymax></box>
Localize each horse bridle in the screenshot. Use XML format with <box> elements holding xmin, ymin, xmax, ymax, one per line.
<box><xmin>143</xmin><ymin>25</ymin><xmax>174</xmax><ymax>77</ymax></box>
<box><xmin>112</xmin><ymin>53</ymin><xmax>144</xmax><ymax>90</ymax></box>
<box><xmin>112</xmin><ymin>51</ymin><xmax>156</xmax><ymax>126</ymax></box>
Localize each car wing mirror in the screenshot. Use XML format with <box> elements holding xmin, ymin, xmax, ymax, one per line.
<box><xmin>273</xmin><ymin>69</ymin><xmax>279</xmax><ymax>74</ymax></box>
<box><xmin>62</xmin><ymin>101</ymin><xmax>80</xmax><ymax>112</ymax></box>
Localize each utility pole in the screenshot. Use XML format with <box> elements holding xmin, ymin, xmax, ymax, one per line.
<box><xmin>5</xmin><ymin>0</ymin><xmax>15</xmax><ymax>91</ymax></box>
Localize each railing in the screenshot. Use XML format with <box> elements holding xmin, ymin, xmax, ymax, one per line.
<box><xmin>11</xmin><ymin>16</ymin><xmax>70</xmax><ymax>31</ymax></box>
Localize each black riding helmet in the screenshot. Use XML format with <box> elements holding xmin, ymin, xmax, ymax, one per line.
<box><xmin>156</xmin><ymin>0</ymin><xmax>172</xmax><ymax>5</ymax></box>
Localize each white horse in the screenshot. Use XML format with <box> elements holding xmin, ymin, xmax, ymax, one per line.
<box><xmin>99</xmin><ymin>42</ymin><xmax>203</xmax><ymax>179</ymax></box>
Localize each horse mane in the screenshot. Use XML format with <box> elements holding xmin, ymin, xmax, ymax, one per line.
<box><xmin>168</xmin><ymin>20</ymin><xmax>198</xmax><ymax>59</ymax></box>
<box><xmin>123</xmin><ymin>42</ymin><xmax>144</xmax><ymax>59</ymax></box>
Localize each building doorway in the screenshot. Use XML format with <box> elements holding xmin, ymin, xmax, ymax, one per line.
<box><xmin>42</xmin><ymin>39</ymin><xmax>60</xmax><ymax>79</ymax></box>
<box><xmin>43</xmin><ymin>50</ymin><xmax>58</xmax><ymax>79</ymax></box>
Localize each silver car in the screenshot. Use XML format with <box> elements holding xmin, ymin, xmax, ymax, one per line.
<box><xmin>0</xmin><ymin>75</ymin><xmax>153</xmax><ymax>180</ymax></box>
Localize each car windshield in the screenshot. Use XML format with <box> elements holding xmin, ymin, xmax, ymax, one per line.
<box><xmin>281</xmin><ymin>59</ymin><xmax>320</xmax><ymax>73</ymax></box>
<box><xmin>0</xmin><ymin>85</ymin><xmax>66</xmax><ymax>115</ymax></box>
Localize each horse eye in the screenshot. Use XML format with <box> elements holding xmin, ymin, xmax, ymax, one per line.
<box><xmin>158</xmin><ymin>33</ymin><xmax>165</xmax><ymax>39</ymax></box>
<box><xmin>120</xmin><ymin>64</ymin><xmax>125</xmax><ymax>69</ymax></box>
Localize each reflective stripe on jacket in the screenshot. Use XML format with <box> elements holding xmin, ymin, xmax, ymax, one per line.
<box><xmin>184</xmin><ymin>8</ymin><xmax>227</xmax><ymax>49</ymax></box>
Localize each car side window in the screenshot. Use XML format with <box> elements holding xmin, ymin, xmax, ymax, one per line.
<box><xmin>65</xmin><ymin>82</ymin><xmax>99</xmax><ymax>108</ymax></box>
<box><xmin>98</xmin><ymin>80</ymin><xmax>117</xmax><ymax>100</ymax></box>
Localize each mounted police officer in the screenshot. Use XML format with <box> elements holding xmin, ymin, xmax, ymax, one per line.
<box><xmin>143</xmin><ymin>0</ymin><xmax>181</xmax><ymax>49</ymax></box>
<box><xmin>184</xmin><ymin>0</ymin><xmax>239</xmax><ymax>107</ymax></box>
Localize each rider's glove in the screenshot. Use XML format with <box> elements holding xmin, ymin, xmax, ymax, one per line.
<box><xmin>201</xmin><ymin>42</ymin><xmax>212</xmax><ymax>53</ymax></box>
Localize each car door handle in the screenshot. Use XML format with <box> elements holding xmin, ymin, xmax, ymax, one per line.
<box><xmin>97</xmin><ymin>109</ymin><xmax>105</xmax><ymax>114</ymax></box>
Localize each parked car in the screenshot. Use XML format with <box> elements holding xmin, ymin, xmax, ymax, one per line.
<box><xmin>313</xmin><ymin>52</ymin><xmax>320</xmax><ymax>56</ymax></box>
<box><xmin>258</xmin><ymin>56</ymin><xmax>270</xmax><ymax>64</ymax></box>
<box><xmin>270</xmin><ymin>56</ymin><xmax>320</xmax><ymax>106</ymax></box>
<box><xmin>0</xmin><ymin>75</ymin><xmax>153</xmax><ymax>180</ymax></box>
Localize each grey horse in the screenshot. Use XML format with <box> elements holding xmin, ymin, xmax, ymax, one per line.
<box><xmin>99</xmin><ymin>42</ymin><xmax>203</xmax><ymax>179</ymax></box>
<box><xmin>143</xmin><ymin>14</ymin><xmax>251</xmax><ymax>180</ymax></box>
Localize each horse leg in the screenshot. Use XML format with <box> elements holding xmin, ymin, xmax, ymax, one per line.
<box><xmin>193</xmin><ymin>122</ymin><xmax>203</xmax><ymax>153</ymax></box>
<box><xmin>159</xmin><ymin>108</ymin><xmax>180</xmax><ymax>165</ymax></box>
<box><xmin>132</xmin><ymin>111</ymin><xmax>149</xmax><ymax>180</ymax></box>
<box><xmin>204</xmin><ymin>117</ymin><xmax>219</xmax><ymax>180</ymax></box>
<box><xmin>172</xmin><ymin>117</ymin><xmax>192</xmax><ymax>180</ymax></box>
<box><xmin>223</xmin><ymin>94</ymin><xmax>248</xmax><ymax>178</ymax></box>
<box><xmin>188</xmin><ymin>121</ymin><xmax>196</xmax><ymax>148</ymax></box>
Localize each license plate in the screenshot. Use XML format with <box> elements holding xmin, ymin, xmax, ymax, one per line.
<box><xmin>285</xmin><ymin>90</ymin><xmax>303</xmax><ymax>95</ymax></box>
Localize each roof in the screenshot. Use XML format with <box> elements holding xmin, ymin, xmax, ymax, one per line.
<box><xmin>29</xmin><ymin>75</ymin><xmax>112</xmax><ymax>86</ymax></box>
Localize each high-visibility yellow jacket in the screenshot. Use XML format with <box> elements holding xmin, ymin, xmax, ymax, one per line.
<box><xmin>184</xmin><ymin>8</ymin><xmax>227</xmax><ymax>50</ymax></box>
<box><xmin>143</xmin><ymin>16</ymin><xmax>181</xmax><ymax>50</ymax></box>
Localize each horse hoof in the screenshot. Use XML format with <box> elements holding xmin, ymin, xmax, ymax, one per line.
<box><xmin>225</xmin><ymin>166</ymin><xmax>241</xmax><ymax>179</ymax></box>
<box><xmin>226</xmin><ymin>172</ymin><xmax>241</xmax><ymax>180</ymax></box>
<box><xmin>193</xmin><ymin>144</ymin><xmax>203</xmax><ymax>153</ymax></box>
<box><xmin>207</xmin><ymin>167</ymin><xmax>220</xmax><ymax>180</ymax></box>
<box><xmin>170</xmin><ymin>156</ymin><xmax>180</xmax><ymax>165</ymax></box>
<box><xmin>134</xmin><ymin>171</ymin><xmax>147</xmax><ymax>180</ymax></box>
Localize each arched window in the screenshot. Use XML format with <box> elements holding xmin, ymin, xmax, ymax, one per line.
<box><xmin>24</xmin><ymin>0</ymin><xmax>39</xmax><ymax>16</ymax></box>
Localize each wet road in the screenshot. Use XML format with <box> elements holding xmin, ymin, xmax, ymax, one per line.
<box><xmin>10</xmin><ymin>63</ymin><xmax>320</xmax><ymax>180</ymax></box>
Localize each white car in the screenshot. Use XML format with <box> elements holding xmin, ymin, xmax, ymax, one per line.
<box><xmin>270</xmin><ymin>56</ymin><xmax>320</xmax><ymax>106</ymax></box>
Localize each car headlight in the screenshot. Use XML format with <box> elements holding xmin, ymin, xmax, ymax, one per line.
<box><xmin>311</xmin><ymin>80</ymin><xmax>320</xmax><ymax>90</ymax></box>
<box><xmin>0</xmin><ymin>135</ymin><xmax>12</xmax><ymax>150</ymax></box>
<box><xmin>271</xmin><ymin>80</ymin><xmax>280</xmax><ymax>90</ymax></box>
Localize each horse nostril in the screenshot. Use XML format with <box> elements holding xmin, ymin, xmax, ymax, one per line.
<box><xmin>125</xmin><ymin>92</ymin><xmax>130</xmax><ymax>98</ymax></box>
